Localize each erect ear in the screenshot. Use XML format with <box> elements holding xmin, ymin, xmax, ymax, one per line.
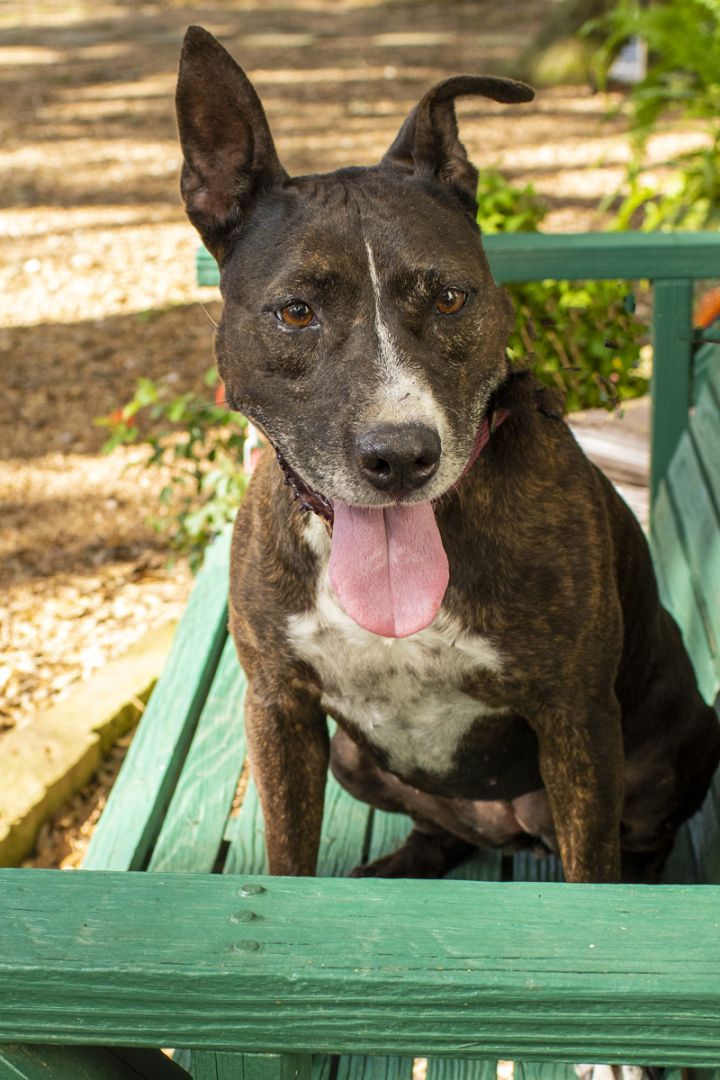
<box><xmin>176</xmin><ymin>26</ymin><xmax>288</xmax><ymax>260</ymax></box>
<box><xmin>382</xmin><ymin>75</ymin><xmax>534</xmax><ymax>210</ymax></box>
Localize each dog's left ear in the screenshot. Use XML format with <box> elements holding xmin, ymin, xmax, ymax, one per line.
<box><xmin>176</xmin><ymin>26</ymin><xmax>288</xmax><ymax>260</ymax></box>
<box><xmin>382</xmin><ymin>76</ymin><xmax>534</xmax><ymax>210</ymax></box>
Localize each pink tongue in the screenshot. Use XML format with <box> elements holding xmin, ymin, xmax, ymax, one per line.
<box><xmin>329</xmin><ymin>500</ymin><xmax>449</xmax><ymax>638</ymax></box>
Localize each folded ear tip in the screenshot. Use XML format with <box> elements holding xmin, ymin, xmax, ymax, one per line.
<box><xmin>181</xmin><ymin>25</ymin><xmax>222</xmax><ymax>58</ymax></box>
<box><xmin>512</xmin><ymin>80</ymin><xmax>536</xmax><ymax>103</ymax></box>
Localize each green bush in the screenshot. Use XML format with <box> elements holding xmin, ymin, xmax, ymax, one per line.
<box><xmin>593</xmin><ymin>0</ymin><xmax>720</xmax><ymax>230</ymax></box>
<box><xmin>477</xmin><ymin>169</ymin><xmax>648</xmax><ymax>411</ymax></box>
<box><xmin>97</xmin><ymin>368</ymin><xmax>247</xmax><ymax>570</ymax></box>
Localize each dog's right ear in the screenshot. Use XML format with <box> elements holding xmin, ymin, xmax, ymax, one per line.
<box><xmin>176</xmin><ymin>26</ymin><xmax>288</xmax><ymax>260</ymax></box>
<box><xmin>382</xmin><ymin>75</ymin><xmax>534</xmax><ymax>213</ymax></box>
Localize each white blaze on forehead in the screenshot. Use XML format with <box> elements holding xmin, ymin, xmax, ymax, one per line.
<box><xmin>364</xmin><ymin>240</ymin><xmax>447</xmax><ymax>435</ymax></box>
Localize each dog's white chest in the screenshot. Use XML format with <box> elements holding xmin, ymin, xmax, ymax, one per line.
<box><xmin>287</xmin><ymin>568</ymin><xmax>505</xmax><ymax>777</ymax></box>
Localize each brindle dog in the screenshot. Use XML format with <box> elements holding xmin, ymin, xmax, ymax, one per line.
<box><xmin>176</xmin><ymin>26</ymin><xmax>720</xmax><ymax>889</ymax></box>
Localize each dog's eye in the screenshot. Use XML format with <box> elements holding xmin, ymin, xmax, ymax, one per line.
<box><xmin>278</xmin><ymin>301</ymin><xmax>315</xmax><ymax>328</ymax></box>
<box><xmin>436</xmin><ymin>287</ymin><xmax>467</xmax><ymax>316</ymax></box>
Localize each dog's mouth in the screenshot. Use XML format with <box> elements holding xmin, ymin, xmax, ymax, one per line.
<box><xmin>275</xmin><ymin>409</ymin><xmax>508</xmax><ymax>641</ymax></box>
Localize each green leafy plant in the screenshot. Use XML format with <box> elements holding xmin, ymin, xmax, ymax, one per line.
<box><xmin>477</xmin><ymin>169</ymin><xmax>648</xmax><ymax>411</ymax></box>
<box><xmin>97</xmin><ymin>368</ymin><xmax>247</xmax><ymax>570</ymax></box>
<box><xmin>594</xmin><ymin>0</ymin><xmax>720</xmax><ymax>230</ymax></box>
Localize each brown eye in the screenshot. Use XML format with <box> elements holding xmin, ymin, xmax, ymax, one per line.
<box><xmin>278</xmin><ymin>301</ymin><xmax>315</xmax><ymax>328</ymax></box>
<box><xmin>436</xmin><ymin>287</ymin><xmax>467</xmax><ymax>315</ymax></box>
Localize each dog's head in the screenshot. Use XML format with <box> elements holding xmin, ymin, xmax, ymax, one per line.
<box><xmin>176</xmin><ymin>27</ymin><xmax>534</xmax><ymax>636</ymax></box>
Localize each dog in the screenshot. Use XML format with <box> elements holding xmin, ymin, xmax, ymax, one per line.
<box><xmin>175</xmin><ymin>26</ymin><xmax>720</xmax><ymax>887</ymax></box>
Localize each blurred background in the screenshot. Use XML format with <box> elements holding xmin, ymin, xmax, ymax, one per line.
<box><xmin>1</xmin><ymin>0</ymin><xmax>718</xmax><ymax>864</ymax></box>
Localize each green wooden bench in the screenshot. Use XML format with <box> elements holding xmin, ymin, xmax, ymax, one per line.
<box><xmin>1</xmin><ymin>232</ymin><xmax>719</xmax><ymax>1080</ymax></box>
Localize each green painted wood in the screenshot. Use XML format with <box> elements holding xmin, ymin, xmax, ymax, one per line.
<box><xmin>213</xmin><ymin>724</ymin><xmax>368</xmax><ymax>1080</ymax></box>
<box><xmin>244</xmin><ymin>1055</ymin><xmax>312</xmax><ymax>1080</ymax></box>
<box><xmin>196</xmin><ymin>234</ymin><xmax>720</xmax><ymax>288</ymax></box>
<box><xmin>336</xmin><ymin>1058</ymin><xmax>415</xmax><ymax>1080</ymax></box>
<box><xmin>113</xmin><ymin>1048</ymin><xmax>192</xmax><ymax>1078</ymax></box>
<box><xmin>661</xmin><ymin>823</ymin><xmax>700</xmax><ymax>885</ymax></box>
<box><xmin>690</xmin><ymin>378</ymin><xmax>720</xmax><ymax>518</ymax></box>
<box><xmin>484</xmin><ymin>232</ymin><xmax>720</xmax><ymax>283</ymax></box>
<box><xmin>367</xmin><ymin>812</ymin><xmax>500</xmax><ymax>1080</ymax></box>
<box><xmin>512</xmin><ymin>851</ymin><xmax>564</xmax><ymax>883</ymax></box>
<box><xmin>514</xmin><ymin>1064</ymin><xmax>576</xmax><ymax>1080</ymax></box>
<box><xmin>692</xmin><ymin>324</ymin><xmax>720</xmax><ymax>403</ymax></box>
<box><xmin>148</xmin><ymin>636</ymin><xmax>247</xmax><ymax>873</ymax></box>
<box><xmin>666</xmin><ymin>434</ymin><xmax>720</xmax><ymax>658</ymax></box>
<box><xmin>425</xmin><ymin>1061</ymin><xmax>494</xmax><ymax>1080</ymax></box>
<box><xmin>84</xmin><ymin>529</ymin><xmax>232</xmax><ymax>871</ymax></box>
<box><xmin>511</xmin><ymin>853</ymin><xmax>563</xmax><ymax>1080</ymax></box>
<box><xmin>5</xmin><ymin>871</ymin><xmax>720</xmax><ymax>1063</ymax></box>
<box><xmin>650</xmin><ymin>279</ymin><xmax>694</xmax><ymax>506</ymax></box>
<box><xmin>688</xmin><ymin>768</ymin><xmax>720</xmax><ymax>887</ymax></box>
<box><xmin>0</xmin><ymin>1044</ymin><xmax>189</xmax><ymax>1079</ymax></box>
<box><xmin>651</xmin><ymin>485</ymin><xmax>717</xmax><ymax>704</ymax></box>
<box><xmin>192</xmin><ymin>1053</ymin><xmax>310</xmax><ymax>1080</ymax></box>
<box><xmin>190</xmin><ymin>1051</ymin><xmax>243</xmax><ymax>1079</ymax></box>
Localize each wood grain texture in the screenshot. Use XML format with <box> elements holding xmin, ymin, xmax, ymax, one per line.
<box><xmin>691</xmin><ymin>380</ymin><xmax>720</xmax><ymax>515</ymax></box>
<box><xmin>650</xmin><ymin>279</ymin><xmax>693</xmax><ymax>506</ymax></box>
<box><xmin>667</xmin><ymin>434</ymin><xmax>720</xmax><ymax>659</ymax></box>
<box><xmin>0</xmin><ymin>1043</ymin><xmax>189</xmax><ymax>1079</ymax></box>
<box><xmin>148</xmin><ymin>636</ymin><xmax>247</xmax><ymax>873</ymax></box>
<box><xmin>688</xmin><ymin>769</ymin><xmax>720</xmax><ymax>887</ymax></box>
<box><xmin>337</xmin><ymin>1057</ymin><xmax>415</xmax><ymax>1080</ymax></box>
<box><xmin>512</xmin><ymin>852</ymin><xmax>564</xmax><ymax>884</ymax></box>
<box><xmin>84</xmin><ymin>530</ymin><xmax>232</xmax><ymax>871</ymax></box>
<box><xmin>3</xmin><ymin>871</ymin><xmax>720</xmax><ymax>1064</ymax></box>
<box><xmin>365</xmin><ymin>812</ymin><xmax>496</xmax><ymax>1080</ymax></box>
<box><xmin>191</xmin><ymin>1052</ymin><xmax>308</xmax><ymax>1080</ymax></box>
<box><xmin>651</xmin><ymin>486</ymin><xmax>717</xmax><ymax>704</ymax></box>
<box><xmin>197</xmin><ymin>234</ymin><xmax>720</xmax><ymax>288</ymax></box>
<box><xmin>218</xmin><ymin>721</ymin><xmax>370</xmax><ymax>1080</ymax></box>
<box><xmin>692</xmin><ymin>332</ymin><xmax>720</xmax><ymax>403</ymax></box>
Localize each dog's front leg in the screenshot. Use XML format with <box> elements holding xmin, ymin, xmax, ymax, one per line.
<box><xmin>244</xmin><ymin>687</ymin><xmax>329</xmax><ymax>876</ymax></box>
<box><xmin>531</xmin><ymin>698</ymin><xmax>624</xmax><ymax>883</ymax></box>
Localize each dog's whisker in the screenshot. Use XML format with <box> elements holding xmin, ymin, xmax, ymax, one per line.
<box><xmin>199</xmin><ymin>303</ymin><xmax>219</xmax><ymax>329</ymax></box>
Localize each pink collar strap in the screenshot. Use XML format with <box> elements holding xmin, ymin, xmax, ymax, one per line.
<box><xmin>459</xmin><ymin>407</ymin><xmax>510</xmax><ymax>481</ymax></box>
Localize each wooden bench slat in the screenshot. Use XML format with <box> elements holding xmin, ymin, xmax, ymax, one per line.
<box><xmin>367</xmin><ymin>813</ymin><xmax>501</xmax><ymax>1080</ymax></box>
<box><xmin>651</xmin><ymin>486</ymin><xmax>718</xmax><ymax>704</ymax></box>
<box><xmin>216</xmin><ymin>721</ymin><xmax>373</xmax><ymax>1080</ymax></box>
<box><xmin>515</xmin><ymin>1063</ymin><xmax>576</xmax><ymax>1080</ymax></box>
<box><xmin>191</xmin><ymin>1053</ymin><xmax>313</xmax><ymax>1080</ymax></box>
<box><xmin>692</xmin><ymin>326</ymin><xmax>720</xmax><ymax>404</ymax></box>
<box><xmin>4</xmin><ymin>871</ymin><xmax>720</xmax><ymax>1063</ymax></box>
<box><xmin>336</xmin><ymin>1056</ymin><xmax>416</xmax><ymax>1080</ymax></box>
<box><xmin>666</xmin><ymin>433</ymin><xmax>720</xmax><ymax>659</ymax></box>
<box><xmin>83</xmin><ymin>530</ymin><xmax>232</xmax><ymax>872</ymax></box>
<box><xmin>688</xmin><ymin>769</ymin><xmax>720</xmax><ymax>887</ymax></box>
<box><xmin>690</xmin><ymin>376</ymin><xmax>720</xmax><ymax>519</ymax></box>
<box><xmin>0</xmin><ymin>1044</ymin><xmax>189</xmax><ymax>1079</ymax></box>
<box><xmin>426</xmin><ymin>1060</ymin><xmax>495</xmax><ymax>1080</ymax></box>
<box><xmin>148</xmin><ymin>637</ymin><xmax>247</xmax><ymax>874</ymax></box>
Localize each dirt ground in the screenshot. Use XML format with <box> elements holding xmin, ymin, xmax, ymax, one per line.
<box><xmin>0</xmin><ymin>0</ymin><xmax>698</xmax><ymax>865</ymax></box>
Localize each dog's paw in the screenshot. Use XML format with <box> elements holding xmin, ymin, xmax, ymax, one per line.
<box><xmin>349</xmin><ymin>851</ymin><xmax>414</xmax><ymax>878</ymax></box>
<box><xmin>349</xmin><ymin>831</ymin><xmax>473</xmax><ymax>878</ymax></box>
<box><xmin>574</xmin><ymin>1066</ymin><xmax>664</xmax><ymax>1080</ymax></box>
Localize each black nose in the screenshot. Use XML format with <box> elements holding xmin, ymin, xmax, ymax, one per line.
<box><xmin>356</xmin><ymin>423</ymin><xmax>442</xmax><ymax>493</ymax></box>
